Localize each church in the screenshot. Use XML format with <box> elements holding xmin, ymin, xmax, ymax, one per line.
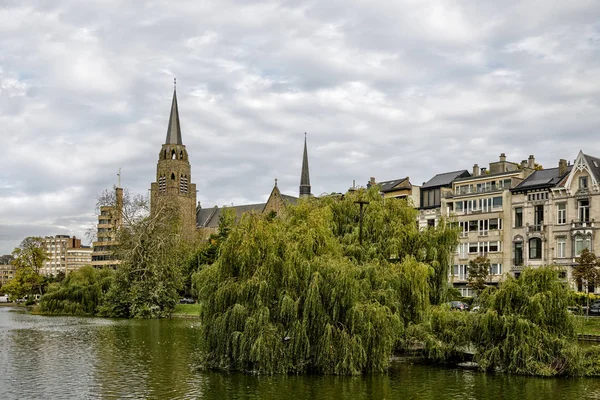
<box><xmin>150</xmin><ymin>83</ymin><xmax>311</xmax><ymax>237</ymax></box>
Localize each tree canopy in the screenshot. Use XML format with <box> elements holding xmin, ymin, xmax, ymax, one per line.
<box><xmin>194</xmin><ymin>187</ymin><xmax>459</xmax><ymax>375</ymax></box>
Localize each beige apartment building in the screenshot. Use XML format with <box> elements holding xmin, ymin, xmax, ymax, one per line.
<box><xmin>443</xmin><ymin>154</ymin><xmax>536</xmax><ymax>296</ymax></box>
<box><xmin>41</xmin><ymin>235</ymin><xmax>92</xmax><ymax>276</ymax></box>
<box><xmin>91</xmin><ymin>187</ymin><xmax>123</xmax><ymax>268</ymax></box>
<box><xmin>0</xmin><ymin>259</ymin><xmax>16</xmax><ymax>288</ymax></box>
<box><xmin>510</xmin><ymin>151</ymin><xmax>600</xmax><ymax>293</ymax></box>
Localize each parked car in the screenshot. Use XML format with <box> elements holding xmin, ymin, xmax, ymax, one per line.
<box><xmin>448</xmin><ymin>301</ymin><xmax>470</xmax><ymax>311</ymax></box>
<box><xmin>179</xmin><ymin>298</ymin><xmax>195</xmax><ymax>304</ymax></box>
<box><xmin>588</xmin><ymin>301</ymin><xmax>600</xmax><ymax>315</ymax></box>
<box><xmin>0</xmin><ymin>294</ymin><xmax>9</xmax><ymax>303</ymax></box>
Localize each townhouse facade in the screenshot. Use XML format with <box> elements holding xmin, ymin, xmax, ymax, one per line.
<box><xmin>443</xmin><ymin>154</ymin><xmax>536</xmax><ymax>296</ymax></box>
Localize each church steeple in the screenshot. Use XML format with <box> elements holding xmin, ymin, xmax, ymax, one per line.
<box><xmin>299</xmin><ymin>133</ymin><xmax>311</xmax><ymax>198</ymax></box>
<box><xmin>165</xmin><ymin>78</ymin><xmax>182</xmax><ymax>145</ymax></box>
<box><xmin>150</xmin><ymin>80</ymin><xmax>197</xmax><ymax>237</ymax></box>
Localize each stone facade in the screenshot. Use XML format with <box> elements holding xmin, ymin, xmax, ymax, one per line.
<box><xmin>150</xmin><ymin>87</ymin><xmax>197</xmax><ymax>238</ymax></box>
<box><xmin>442</xmin><ymin>154</ymin><xmax>536</xmax><ymax>296</ymax></box>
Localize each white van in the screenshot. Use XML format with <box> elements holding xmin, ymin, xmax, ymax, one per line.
<box><xmin>0</xmin><ymin>295</ymin><xmax>9</xmax><ymax>303</ymax></box>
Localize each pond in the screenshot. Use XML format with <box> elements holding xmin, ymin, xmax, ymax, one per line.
<box><xmin>1</xmin><ymin>307</ymin><xmax>599</xmax><ymax>399</ymax></box>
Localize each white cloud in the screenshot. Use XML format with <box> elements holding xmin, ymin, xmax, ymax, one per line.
<box><xmin>1</xmin><ymin>0</ymin><xmax>600</xmax><ymax>253</ymax></box>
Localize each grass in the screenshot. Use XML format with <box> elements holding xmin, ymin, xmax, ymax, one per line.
<box><xmin>172</xmin><ymin>303</ymin><xmax>200</xmax><ymax>318</ymax></box>
<box><xmin>575</xmin><ymin>316</ymin><xmax>600</xmax><ymax>336</ymax></box>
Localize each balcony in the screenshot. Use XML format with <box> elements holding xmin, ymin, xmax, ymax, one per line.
<box><xmin>571</xmin><ymin>219</ymin><xmax>594</xmax><ymax>229</ymax></box>
<box><xmin>527</xmin><ymin>224</ymin><xmax>545</xmax><ymax>233</ymax></box>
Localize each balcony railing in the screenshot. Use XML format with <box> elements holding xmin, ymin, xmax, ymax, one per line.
<box><xmin>527</xmin><ymin>224</ymin><xmax>545</xmax><ymax>233</ymax></box>
<box><xmin>571</xmin><ymin>219</ymin><xmax>595</xmax><ymax>229</ymax></box>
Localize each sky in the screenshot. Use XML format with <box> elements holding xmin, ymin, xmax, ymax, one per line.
<box><xmin>1</xmin><ymin>1</ymin><xmax>600</xmax><ymax>254</ymax></box>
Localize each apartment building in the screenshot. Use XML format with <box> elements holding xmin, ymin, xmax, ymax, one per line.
<box><xmin>444</xmin><ymin>154</ymin><xmax>536</xmax><ymax>296</ymax></box>
<box><xmin>503</xmin><ymin>151</ymin><xmax>600</xmax><ymax>294</ymax></box>
<box><xmin>41</xmin><ymin>235</ymin><xmax>91</xmax><ymax>276</ymax></box>
<box><xmin>418</xmin><ymin>169</ymin><xmax>470</xmax><ymax>229</ymax></box>
<box><xmin>91</xmin><ymin>187</ymin><xmax>123</xmax><ymax>269</ymax></box>
<box><xmin>0</xmin><ymin>256</ymin><xmax>16</xmax><ymax>288</ymax></box>
<box><xmin>367</xmin><ymin>176</ymin><xmax>421</xmax><ymax>206</ymax></box>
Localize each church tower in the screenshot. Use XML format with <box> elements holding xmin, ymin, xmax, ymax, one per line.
<box><xmin>299</xmin><ymin>133</ymin><xmax>311</xmax><ymax>198</ymax></box>
<box><xmin>150</xmin><ymin>81</ymin><xmax>197</xmax><ymax>236</ymax></box>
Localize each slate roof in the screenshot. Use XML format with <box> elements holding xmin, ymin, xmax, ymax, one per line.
<box><xmin>422</xmin><ymin>170</ymin><xmax>470</xmax><ymax>189</ymax></box>
<box><xmin>165</xmin><ymin>87</ymin><xmax>182</xmax><ymax>145</ymax></box>
<box><xmin>584</xmin><ymin>154</ymin><xmax>600</xmax><ymax>182</ymax></box>
<box><xmin>300</xmin><ymin>135</ymin><xmax>310</xmax><ymax>193</ymax></box>
<box><xmin>377</xmin><ymin>177</ymin><xmax>410</xmax><ymax>193</ymax></box>
<box><xmin>196</xmin><ymin>194</ymin><xmax>298</xmax><ymax>228</ymax></box>
<box><xmin>512</xmin><ymin>166</ymin><xmax>572</xmax><ymax>193</ymax></box>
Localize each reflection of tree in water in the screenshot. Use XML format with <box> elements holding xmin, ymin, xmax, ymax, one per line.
<box><xmin>93</xmin><ymin>319</ymin><xmax>203</xmax><ymax>398</ymax></box>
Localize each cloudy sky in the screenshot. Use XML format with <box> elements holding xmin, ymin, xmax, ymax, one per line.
<box><xmin>1</xmin><ymin>1</ymin><xmax>600</xmax><ymax>254</ymax></box>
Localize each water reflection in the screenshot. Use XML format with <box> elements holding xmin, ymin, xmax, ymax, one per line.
<box><xmin>1</xmin><ymin>307</ymin><xmax>600</xmax><ymax>400</ymax></box>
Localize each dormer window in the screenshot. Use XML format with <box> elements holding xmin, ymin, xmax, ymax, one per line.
<box><xmin>580</xmin><ymin>176</ymin><xmax>588</xmax><ymax>189</ymax></box>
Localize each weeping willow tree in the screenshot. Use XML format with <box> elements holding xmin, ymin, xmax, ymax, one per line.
<box><xmin>323</xmin><ymin>187</ymin><xmax>459</xmax><ymax>304</ymax></box>
<box><xmin>194</xmin><ymin>190</ymin><xmax>442</xmax><ymax>375</ymax></box>
<box><xmin>38</xmin><ymin>266</ymin><xmax>114</xmax><ymax>316</ymax></box>
<box><xmin>418</xmin><ymin>266</ymin><xmax>600</xmax><ymax>376</ymax></box>
<box><xmin>100</xmin><ymin>200</ymin><xmax>194</xmax><ymax>318</ymax></box>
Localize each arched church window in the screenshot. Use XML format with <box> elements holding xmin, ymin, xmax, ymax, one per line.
<box><xmin>171</xmin><ymin>173</ymin><xmax>175</xmax><ymax>180</ymax></box>
<box><xmin>171</xmin><ymin>150</ymin><xmax>176</xmax><ymax>160</ymax></box>
<box><xmin>179</xmin><ymin>151</ymin><xmax>183</xmax><ymax>160</ymax></box>
<box><xmin>163</xmin><ymin>150</ymin><xmax>167</xmax><ymax>160</ymax></box>
<box><xmin>158</xmin><ymin>175</ymin><xmax>166</xmax><ymax>193</ymax></box>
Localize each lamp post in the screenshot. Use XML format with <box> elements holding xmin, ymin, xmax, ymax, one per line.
<box><xmin>354</xmin><ymin>200</ymin><xmax>370</xmax><ymax>245</ymax></box>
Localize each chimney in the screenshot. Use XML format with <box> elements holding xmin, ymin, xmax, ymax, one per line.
<box><xmin>559</xmin><ymin>159</ymin><xmax>568</xmax><ymax>176</ymax></box>
<box><xmin>481</xmin><ymin>167</ymin><xmax>487</xmax><ymax>174</ymax></box>
<box><xmin>528</xmin><ymin>155</ymin><xmax>535</xmax><ymax>169</ymax></box>
<box><xmin>367</xmin><ymin>177</ymin><xmax>376</xmax><ymax>188</ymax></box>
<box><xmin>499</xmin><ymin>153</ymin><xmax>506</xmax><ymax>162</ymax></box>
<box><xmin>473</xmin><ymin>164</ymin><xmax>480</xmax><ymax>176</ymax></box>
<box><xmin>521</xmin><ymin>160</ymin><xmax>528</xmax><ymax>168</ymax></box>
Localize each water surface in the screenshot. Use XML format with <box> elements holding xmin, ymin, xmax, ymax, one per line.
<box><xmin>1</xmin><ymin>307</ymin><xmax>599</xmax><ymax>399</ymax></box>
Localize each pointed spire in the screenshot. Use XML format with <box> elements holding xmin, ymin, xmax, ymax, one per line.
<box><xmin>165</xmin><ymin>78</ymin><xmax>183</xmax><ymax>145</ymax></box>
<box><xmin>300</xmin><ymin>133</ymin><xmax>311</xmax><ymax>197</ymax></box>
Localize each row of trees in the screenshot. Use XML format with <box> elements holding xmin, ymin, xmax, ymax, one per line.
<box><xmin>6</xmin><ymin>184</ymin><xmax>600</xmax><ymax>376</ymax></box>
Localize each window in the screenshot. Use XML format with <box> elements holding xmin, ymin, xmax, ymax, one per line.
<box><xmin>580</xmin><ymin>176</ymin><xmax>588</xmax><ymax>189</ymax></box>
<box><xmin>515</xmin><ymin>207</ymin><xmax>523</xmax><ymax>227</ymax></box>
<box><xmin>557</xmin><ymin>237</ymin><xmax>566</xmax><ymax>258</ymax></box>
<box><xmin>578</xmin><ymin>199</ymin><xmax>590</xmax><ymax>222</ymax></box>
<box><xmin>469</xmin><ymin>243</ymin><xmax>478</xmax><ymax>254</ymax></box>
<box><xmin>455</xmin><ymin>201</ymin><xmax>464</xmax><ymax>212</ymax></box>
<box><xmin>489</xmin><ymin>241</ymin><xmax>500</xmax><ymax>252</ymax></box>
<box><xmin>492</xmin><ymin>196</ymin><xmax>503</xmax><ymax>209</ymax></box>
<box><xmin>468</xmin><ymin>220</ymin><xmax>478</xmax><ymax>232</ymax></box>
<box><xmin>457</xmin><ymin>243</ymin><xmax>468</xmax><ymax>259</ymax></box>
<box><xmin>489</xmin><ymin>263</ymin><xmax>502</xmax><ymax>275</ymax></box>
<box><xmin>480</xmin><ymin>198</ymin><xmax>491</xmax><ymax>212</ymax></box>
<box><xmin>514</xmin><ymin>242</ymin><xmax>523</xmax><ymax>265</ymax></box>
<box><xmin>452</xmin><ymin>264</ymin><xmax>468</xmax><ymax>280</ymax></box>
<box><xmin>557</xmin><ymin>203</ymin><xmax>566</xmax><ymax>225</ymax></box>
<box><xmin>534</xmin><ymin>205</ymin><xmax>544</xmax><ymax>229</ymax></box>
<box><xmin>529</xmin><ymin>238</ymin><xmax>542</xmax><ymax>259</ymax></box>
<box><xmin>489</xmin><ymin>218</ymin><xmax>502</xmax><ymax>230</ymax></box>
<box><xmin>574</xmin><ymin>236</ymin><xmax>591</xmax><ymax>256</ymax></box>
<box><xmin>479</xmin><ymin>220</ymin><xmax>488</xmax><ymax>235</ymax></box>
<box><xmin>427</xmin><ymin>219</ymin><xmax>435</xmax><ymax>227</ymax></box>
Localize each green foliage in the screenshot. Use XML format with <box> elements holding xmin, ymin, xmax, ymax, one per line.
<box><xmin>322</xmin><ymin>187</ymin><xmax>459</xmax><ymax>304</ymax></box>
<box><xmin>195</xmin><ymin>193</ymin><xmax>435</xmax><ymax>375</ymax></box>
<box><xmin>3</xmin><ymin>237</ymin><xmax>48</xmax><ymax>299</ymax></box>
<box><xmin>467</xmin><ymin>256</ymin><xmax>490</xmax><ymax>296</ymax></box>
<box><xmin>38</xmin><ymin>266</ymin><xmax>114</xmax><ymax>316</ymax></box>
<box><xmin>415</xmin><ymin>266</ymin><xmax>600</xmax><ymax>376</ymax></box>
<box><xmin>100</xmin><ymin>201</ymin><xmax>192</xmax><ymax>319</ymax></box>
